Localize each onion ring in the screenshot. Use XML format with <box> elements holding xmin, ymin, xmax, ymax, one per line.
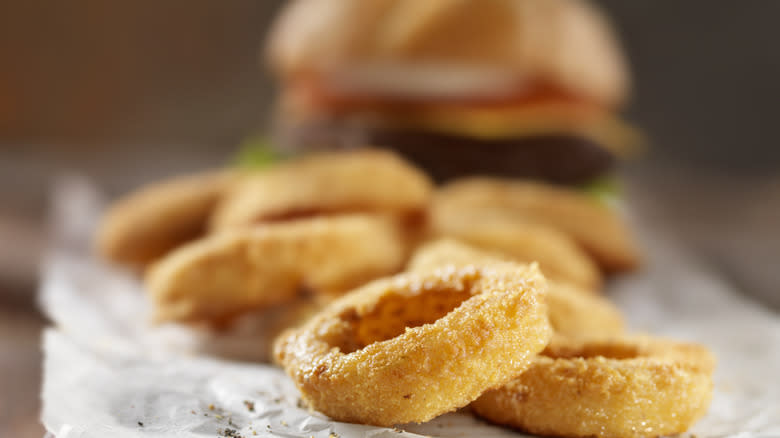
<box><xmin>434</xmin><ymin>177</ymin><xmax>641</xmax><ymax>272</ymax></box>
<box><xmin>96</xmin><ymin>170</ymin><xmax>237</xmax><ymax>268</ymax></box>
<box><xmin>273</xmin><ymin>262</ymin><xmax>552</xmax><ymax>426</ymax></box>
<box><xmin>471</xmin><ymin>335</ymin><xmax>715</xmax><ymax>438</ymax></box>
<box><xmin>408</xmin><ymin>239</ymin><xmax>623</xmax><ymax>337</ymax></box>
<box><xmin>147</xmin><ymin>215</ymin><xmax>404</xmax><ymax>323</ymax></box>
<box><xmin>211</xmin><ymin>148</ymin><xmax>433</xmax><ymax>230</ymax></box>
<box><xmin>429</xmin><ymin>209</ymin><xmax>602</xmax><ymax>290</ymax></box>
<box><xmin>545</xmin><ymin>282</ymin><xmax>623</xmax><ymax>337</ymax></box>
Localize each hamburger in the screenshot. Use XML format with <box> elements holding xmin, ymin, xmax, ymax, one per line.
<box><xmin>265</xmin><ymin>0</ymin><xmax>638</xmax><ymax>185</ymax></box>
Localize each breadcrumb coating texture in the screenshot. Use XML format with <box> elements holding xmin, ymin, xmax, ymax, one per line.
<box><xmin>274</xmin><ymin>263</ymin><xmax>552</xmax><ymax>426</ymax></box>
<box><xmin>472</xmin><ymin>335</ymin><xmax>715</xmax><ymax>438</ymax></box>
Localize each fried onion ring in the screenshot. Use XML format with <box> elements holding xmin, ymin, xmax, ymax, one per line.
<box><xmin>147</xmin><ymin>215</ymin><xmax>404</xmax><ymax>323</ymax></box>
<box><xmin>211</xmin><ymin>148</ymin><xmax>433</xmax><ymax>230</ymax></box>
<box><xmin>273</xmin><ymin>262</ymin><xmax>552</xmax><ymax>426</ymax></box>
<box><xmin>471</xmin><ymin>335</ymin><xmax>715</xmax><ymax>438</ymax></box>
<box><xmin>429</xmin><ymin>208</ymin><xmax>602</xmax><ymax>290</ymax></box>
<box><xmin>408</xmin><ymin>239</ymin><xmax>623</xmax><ymax>336</ymax></box>
<box><xmin>434</xmin><ymin>177</ymin><xmax>641</xmax><ymax>272</ymax></box>
<box><xmin>545</xmin><ymin>282</ymin><xmax>623</xmax><ymax>337</ymax></box>
<box><xmin>96</xmin><ymin>170</ymin><xmax>237</xmax><ymax>268</ymax></box>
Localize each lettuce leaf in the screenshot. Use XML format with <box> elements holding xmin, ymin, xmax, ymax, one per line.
<box><xmin>231</xmin><ymin>135</ymin><xmax>282</xmax><ymax>170</ymax></box>
<box><xmin>581</xmin><ymin>176</ymin><xmax>621</xmax><ymax>204</ymax></box>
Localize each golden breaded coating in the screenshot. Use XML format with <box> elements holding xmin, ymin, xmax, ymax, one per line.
<box><xmin>408</xmin><ymin>239</ymin><xmax>624</xmax><ymax>337</ymax></box>
<box><xmin>406</xmin><ymin>238</ymin><xmax>504</xmax><ymax>272</ymax></box>
<box><xmin>211</xmin><ymin>148</ymin><xmax>433</xmax><ymax>230</ymax></box>
<box><xmin>274</xmin><ymin>262</ymin><xmax>551</xmax><ymax>427</ymax></box>
<box><xmin>545</xmin><ymin>282</ymin><xmax>623</xmax><ymax>336</ymax></box>
<box><xmin>471</xmin><ymin>335</ymin><xmax>715</xmax><ymax>438</ymax></box>
<box><xmin>96</xmin><ymin>170</ymin><xmax>237</xmax><ymax>269</ymax></box>
<box><xmin>434</xmin><ymin>177</ymin><xmax>641</xmax><ymax>272</ymax></box>
<box><xmin>147</xmin><ymin>215</ymin><xmax>404</xmax><ymax>323</ymax></box>
<box><xmin>429</xmin><ymin>210</ymin><xmax>602</xmax><ymax>290</ymax></box>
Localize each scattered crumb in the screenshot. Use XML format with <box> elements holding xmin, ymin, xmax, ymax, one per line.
<box><xmin>280</xmin><ymin>420</ymin><xmax>288</xmax><ymax>426</ymax></box>
<box><xmin>218</xmin><ymin>428</ymin><xmax>243</xmax><ymax>438</ymax></box>
<box><xmin>209</xmin><ymin>404</ymin><xmax>215</xmax><ymax>411</ymax></box>
<box><xmin>243</xmin><ymin>400</ymin><xmax>255</xmax><ymax>412</ymax></box>
<box><xmin>137</xmin><ymin>421</ymin><xmax>144</xmax><ymax>427</ymax></box>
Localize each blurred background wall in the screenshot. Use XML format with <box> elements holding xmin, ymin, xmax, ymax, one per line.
<box><xmin>0</xmin><ymin>0</ymin><xmax>778</xmax><ymax>307</ymax></box>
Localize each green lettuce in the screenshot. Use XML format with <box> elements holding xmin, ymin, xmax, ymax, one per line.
<box><xmin>231</xmin><ymin>134</ymin><xmax>282</xmax><ymax>170</ymax></box>
<box><xmin>581</xmin><ymin>176</ymin><xmax>621</xmax><ymax>204</ymax></box>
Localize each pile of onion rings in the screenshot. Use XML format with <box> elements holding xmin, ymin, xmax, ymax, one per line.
<box><xmin>93</xmin><ymin>148</ymin><xmax>716</xmax><ymax>437</ymax></box>
<box><xmin>97</xmin><ymin>149</ymin><xmax>433</xmax><ymax>325</ymax></box>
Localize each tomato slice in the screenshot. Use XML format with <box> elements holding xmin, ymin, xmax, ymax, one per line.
<box><xmin>289</xmin><ymin>74</ymin><xmax>598</xmax><ymax>113</ymax></box>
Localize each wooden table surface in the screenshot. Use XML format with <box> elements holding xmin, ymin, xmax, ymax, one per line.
<box><xmin>0</xmin><ymin>290</ymin><xmax>46</xmax><ymax>438</ymax></box>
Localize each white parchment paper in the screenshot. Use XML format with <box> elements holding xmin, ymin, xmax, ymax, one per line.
<box><xmin>40</xmin><ymin>177</ymin><xmax>780</xmax><ymax>437</ymax></box>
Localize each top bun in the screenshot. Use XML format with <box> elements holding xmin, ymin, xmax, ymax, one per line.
<box><xmin>267</xmin><ymin>0</ymin><xmax>630</xmax><ymax>107</ymax></box>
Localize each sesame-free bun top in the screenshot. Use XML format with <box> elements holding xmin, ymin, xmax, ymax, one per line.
<box><xmin>267</xmin><ymin>0</ymin><xmax>630</xmax><ymax>108</ymax></box>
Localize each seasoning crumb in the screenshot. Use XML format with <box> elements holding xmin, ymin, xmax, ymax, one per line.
<box><xmin>209</xmin><ymin>404</ymin><xmax>216</xmax><ymax>410</ymax></box>
<box><xmin>280</xmin><ymin>420</ymin><xmax>288</xmax><ymax>426</ymax></box>
<box><xmin>243</xmin><ymin>400</ymin><xmax>255</xmax><ymax>412</ymax></box>
<box><xmin>328</xmin><ymin>433</ymin><xmax>340</xmax><ymax>438</ymax></box>
<box><xmin>296</xmin><ymin>398</ymin><xmax>307</xmax><ymax>409</ymax></box>
<box><xmin>137</xmin><ymin>421</ymin><xmax>144</xmax><ymax>427</ymax></box>
<box><xmin>218</xmin><ymin>428</ymin><xmax>243</xmax><ymax>438</ymax></box>
<box><xmin>215</xmin><ymin>414</ymin><xmax>224</xmax><ymax>420</ymax></box>
<box><xmin>191</xmin><ymin>410</ymin><xmax>196</xmax><ymax>415</ymax></box>
<box><xmin>252</xmin><ymin>432</ymin><xmax>257</xmax><ymax>436</ymax></box>
<box><xmin>223</xmin><ymin>428</ymin><xmax>244</xmax><ymax>438</ymax></box>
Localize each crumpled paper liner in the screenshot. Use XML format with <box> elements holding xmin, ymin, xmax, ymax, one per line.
<box><xmin>40</xmin><ymin>176</ymin><xmax>780</xmax><ymax>437</ymax></box>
